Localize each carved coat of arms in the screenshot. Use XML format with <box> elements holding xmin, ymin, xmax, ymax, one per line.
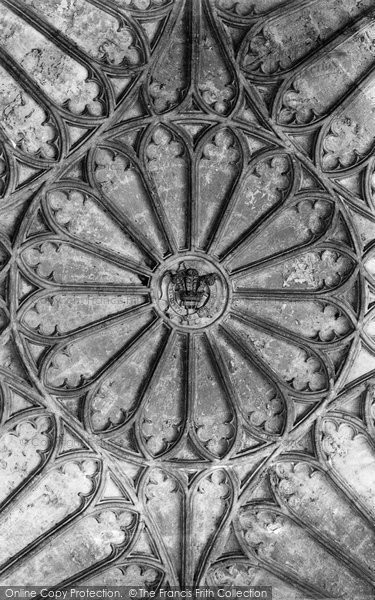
<box><xmin>157</xmin><ymin>261</ymin><xmax>226</xmax><ymax>328</ymax></box>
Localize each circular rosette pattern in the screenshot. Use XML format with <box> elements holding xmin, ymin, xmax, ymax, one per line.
<box><xmin>12</xmin><ymin>123</ymin><xmax>360</xmax><ymax>465</ymax></box>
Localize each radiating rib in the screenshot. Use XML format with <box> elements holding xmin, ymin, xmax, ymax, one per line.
<box><xmin>224</xmin><ymin>194</ymin><xmax>334</xmax><ymax>271</ymax></box>
<box><xmin>213</xmin><ymin>326</ymin><xmax>286</xmax><ymax>438</ymax></box>
<box><xmin>92</xmin><ymin>144</ymin><xmax>171</xmax><ymax>259</ymax></box>
<box><xmin>143</xmin><ymin>124</ymin><xmax>191</xmax><ymax>252</ymax></box>
<box><xmin>191</xmin><ymin>334</ymin><xmax>235</xmax><ymax>459</ymax></box>
<box><xmin>230</xmin><ymin>241</ymin><xmax>356</xmax><ymax>281</ymax></box>
<box><xmin>227</xmin><ymin>312</ymin><xmax>329</xmax><ymax>392</ymax></box>
<box><xmin>41</xmin><ymin>308</ymin><xmax>157</xmax><ymax>391</ymax></box>
<box><xmin>87</xmin><ymin>321</ymin><xmax>170</xmax><ymax>433</ymax></box>
<box><xmin>197</xmin><ymin>127</ymin><xmax>242</xmax><ymax>252</ymax></box>
<box><xmin>139</xmin><ymin>330</ymin><xmax>189</xmax><ymax>457</ymax></box>
<box><xmin>214</xmin><ymin>152</ymin><xmax>293</xmax><ymax>260</ymax></box>
<box><xmin>42</xmin><ymin>188</ymin><xmax>153</xmax><ymax>274</ymax></box>
<box><xmin>230</xmin><ymin>301</ymin><xmax>353</xmax><ymax>346</ymax></box>
<box><xmin>19</xmin><ymin>290</ymin><xmax>150</xmax><ymax>342</ymax></box>
<box><xmin>23</xmin><ymin>231</ymin><xmax>152</xmax><ymax>281</ymax></box>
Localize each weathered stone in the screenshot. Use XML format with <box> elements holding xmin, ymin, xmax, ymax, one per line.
<box><xmin>0</xmin><ymin>0</ymin><xmax>374</xmax><ymax>595</ymax></box>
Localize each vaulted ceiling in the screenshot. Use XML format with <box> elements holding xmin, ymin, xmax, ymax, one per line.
<box><xmin>0</xmin><ymin>0</ymin><xmax>375</xmax><ymax>596</ymax></box>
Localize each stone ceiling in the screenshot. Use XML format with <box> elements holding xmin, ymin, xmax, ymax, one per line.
<box><xmin>0</xmin><ymin>0</ymin><xmax>375</xmax><ymax>596</ymax></box>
